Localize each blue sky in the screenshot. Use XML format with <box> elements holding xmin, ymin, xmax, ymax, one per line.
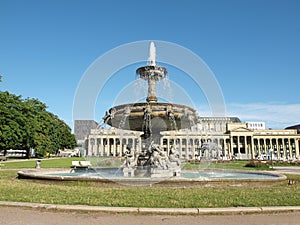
<box><xmin>1</xmin><ymin>0</ymin><xmax>300</xmax><ymax>130</ymax></box>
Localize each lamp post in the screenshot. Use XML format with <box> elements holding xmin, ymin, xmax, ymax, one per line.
<box><xmin>269</xmin><ymin>148</ymin><xmax>273</xmax><ymax>169</ymax></box>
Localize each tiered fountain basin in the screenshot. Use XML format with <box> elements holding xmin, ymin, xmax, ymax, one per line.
<box><xmin>107</xmin><ymin>102</ymin><xmax>199</xmax><ymax>131</ymax></box>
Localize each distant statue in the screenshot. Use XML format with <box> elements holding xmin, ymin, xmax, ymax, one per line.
<box><xmin>166</xmin><ymin>105</ymin><xmax>177</xmax><ymax>130</ymax></box>
<box><xmin>110</xmin><ymin>108</ymin><xmax>116</xmax><ymax>119</ymax></box>
<box><xmin>122</xmin><ymin>146</ymin><xmax>137</xmax><ymax>169</ymax></box>
<box><xmin>150</xmin><ymin>142</ymin><xmax>168</xmax><ymax>169</ymax></box>
<box><xmin>168</xmin><ymin>146</ymin><xmax>181</xmax><ymax>166</ymax></box>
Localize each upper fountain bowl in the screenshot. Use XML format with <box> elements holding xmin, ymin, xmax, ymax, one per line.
<box><xmin>136</xmin><ymin>65</ymin><xmax>167</xmax><ymax>82</ymax></box>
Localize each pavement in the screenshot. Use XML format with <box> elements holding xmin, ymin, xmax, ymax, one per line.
<box><xmin>1</xmin><ymin>204</ymin><xmax>300</xmax><ymax>225</ymax></box>
<box><xmin>273</xmin><ymin>166</ymin><xmax>300</xmax><ymax>175</ymax></box>
<box><xmin>0</xmin><ymin>201</ymin><xmax>300</xmax><ymax>215</ymax></box>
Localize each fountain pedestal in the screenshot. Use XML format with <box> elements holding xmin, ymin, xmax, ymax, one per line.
<box><xmin>123</xmin><ymin>167</ymin><xmax>135</xmax><ymax>177</ymax></box>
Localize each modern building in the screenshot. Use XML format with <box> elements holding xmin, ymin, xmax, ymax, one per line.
<box><xmin>83</xmin><ymin>117</ymin><xmax>300</xmax><ymax>160</ymax></box>
<box><xmin>246</xmin><ymin>122</ymin><xmax>265</xmax><ymax>130</ymax></box>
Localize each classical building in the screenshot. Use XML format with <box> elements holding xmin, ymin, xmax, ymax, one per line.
<box><xmin>83</xmin><ymin>117</ymin><xmax>300</xmax><ymax>160</ymax></box>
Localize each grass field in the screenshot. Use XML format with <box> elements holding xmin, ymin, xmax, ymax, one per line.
<box><xmin>0</xmin><ymin>158</ymin><xmax>299</xmax><ymax>208</ymax></box>
<box><xmin>183</xmin><ymin>160</ymin><xmax>271</xmax><ymax>170</ymax></box>
<box><xmin>1</xmin><ymin>157</ymin><xmax>85</xmax><ymax>169</ymax></box>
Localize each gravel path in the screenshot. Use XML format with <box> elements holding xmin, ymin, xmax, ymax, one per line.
<box><xmin>1</xmin><ymin>206</ymin><xmax>299</xmax><ymax>225</ymax></box>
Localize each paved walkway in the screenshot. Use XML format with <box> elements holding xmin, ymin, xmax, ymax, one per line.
<box><xmin>1</xmin><ymin>205</ymin><xmax>300</xmax><ymax>225</ymax></box>
<box><xmin>0</xmin><ymin>201</ymin><xmax>300</xmax><ymax>225</ymax></box>
<box><xmin>273</xmin><ymin>166</ymin><xmax>300</xmax><ymax>175</ymax></box>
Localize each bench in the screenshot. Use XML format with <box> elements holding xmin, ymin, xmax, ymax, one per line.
<box><xmin>71</xmin><ymin>161</ymin><xmax>91</xmax><ymax>169</ymax></box>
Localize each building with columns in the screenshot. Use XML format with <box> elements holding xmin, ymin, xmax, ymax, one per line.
<box><xmin>83</xmin><ymin>117</ymin><xmax>300</xmax><ymax>160</ymax></box>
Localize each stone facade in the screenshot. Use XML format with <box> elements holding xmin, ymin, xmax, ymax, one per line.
<box><xmin>84</xmin><ymin>117</ymin><xmax>300</xmax><ymax>160</ymax></box>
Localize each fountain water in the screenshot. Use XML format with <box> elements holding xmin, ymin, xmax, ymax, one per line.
<box><xmin>149</xmin><ymin>41</ymin><xmax>156</xmax><ymax>66</ymax></box>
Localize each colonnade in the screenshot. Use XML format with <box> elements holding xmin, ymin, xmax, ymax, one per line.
<box><xmin>85</xmin><ymin>130</ymin><xmax>300</xmax><ymax>160</ymax></box>
<box><xmin>87</xmin><ymin>136</ymin><xmax>140</xmax><ymax>157</ymax></box>
<box><xmin>160</xmin><ymin>136</ymin><xmax>229</xmax><ymax>160</ymax></box>
<box><xmin>227</xmin><ymin>133</ymin><xmax>300</xmax><ymax>160</ymax></box>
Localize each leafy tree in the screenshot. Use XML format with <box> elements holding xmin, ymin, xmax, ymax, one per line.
<box><xmin>0</xmin><ymin>90</ymin><xmax>76</xmax><ymax>157</ymax></box>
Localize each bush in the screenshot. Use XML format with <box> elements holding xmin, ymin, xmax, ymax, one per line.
<box><xmin>245</xmin><ymin>160</ymin><xmax>270</xmax><ymax>169</ymax></box>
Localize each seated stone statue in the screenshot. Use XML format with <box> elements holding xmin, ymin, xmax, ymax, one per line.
<box><xmin>122</xmin><ymin>146</ymin><xmax>137</xmax><ymax>169</ymax></box>
<box><xmin>150</xmin><ymin>143</ymin><xmax>168</xmax><ymax>169</ymax></box>
<box><xmin>168</xmin><ymin>146</ymin><xmax>181</xmax><ymax>166</ymax></box>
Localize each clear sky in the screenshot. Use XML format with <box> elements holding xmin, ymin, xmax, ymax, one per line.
<box><xmin>1</xmin><ymin>0</ymin><xmax>299</xmax><ymax>130</ymax></box>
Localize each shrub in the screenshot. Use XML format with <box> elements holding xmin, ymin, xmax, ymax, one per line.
<box><xmin>245</xmin><ymin>160</ymin><xmax>270</xmax><ymax>169</ymax></box>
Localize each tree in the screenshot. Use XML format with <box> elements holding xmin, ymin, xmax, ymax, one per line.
<box><xmin>0</xmin><ymin>91</ymin><xmax>76</xmax><ymax>157</ymax></box>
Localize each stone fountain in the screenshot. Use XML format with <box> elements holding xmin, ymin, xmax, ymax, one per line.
<box><xmin>102</xmin><ymin>42</ymin><xmax>199</xmax><ymax>178</ymax></box>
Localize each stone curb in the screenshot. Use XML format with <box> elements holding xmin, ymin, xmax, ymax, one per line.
<box><xmin>0</xmin><ymin>201</ymin><xmax>300</xmax><ymax>215</ymax></box>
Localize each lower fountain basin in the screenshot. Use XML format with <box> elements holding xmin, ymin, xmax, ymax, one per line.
<box><xmin>18</xmin><ymin>168</ymin><xmax>286</xmax><ymax>186</ymax></box>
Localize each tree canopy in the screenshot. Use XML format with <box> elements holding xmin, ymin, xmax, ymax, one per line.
<box><xmin>0</xmin><ymin>91</ymin><xmax>76</xmax><ymax>157</ymax></box>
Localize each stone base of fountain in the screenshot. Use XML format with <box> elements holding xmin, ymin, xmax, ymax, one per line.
<box><xmin>150</xmin><ymin>166</ymin><xmax>181</xmax><ymax>178</ymax></box>
<box><xmin>123</xmin><ymin>167</ymin><xmax>135</xmax><ymax>177</ymax></box>
<box><xmin>123</xmin><ymin>165</ymin><xmax>181</xmax><ymax>178</ymax></box>
<box><xmin>122</xmin><ymin>142</ymin><xmax>181</xmax><ymax>178</ymax></box>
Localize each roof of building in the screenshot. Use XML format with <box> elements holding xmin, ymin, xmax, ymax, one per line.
<box><xmin>74</xmin><ymin>120</ymin><xmax>98</xmax><ymax>141</ymax></box>
<box><xmin>285</xmin><ymin>124</ymin><xmax>300</xmax><ymax>134</ymax></box>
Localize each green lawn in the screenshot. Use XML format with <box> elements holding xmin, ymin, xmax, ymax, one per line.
<box><xmin>183</xmin><ymin>160</ymin><xmax>271</xmax><ymax>170</ymax></box>
<box><xmin>0</xmin><ymin>158</ymin><xmax>299</xmax><ymax>208</ymax></box>
<box><xmin>1</xmin><ymin>157</ymin><xmax>85</xmax><ymax>169</ymax></box>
